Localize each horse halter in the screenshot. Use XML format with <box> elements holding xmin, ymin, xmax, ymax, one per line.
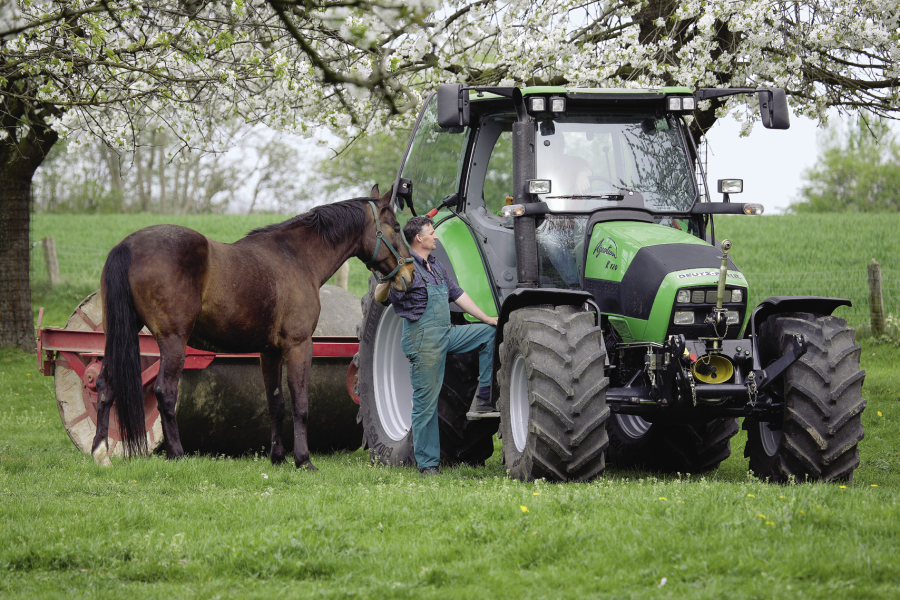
<box><xmin>365</xmin><ymin>201</ymin><xmax>414</xmax><ymax>284</ymax></box>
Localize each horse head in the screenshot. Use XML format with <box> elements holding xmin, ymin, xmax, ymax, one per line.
<box><xmin>364</xmin><ymin>184</ymin><xmax>415</xmax><ymax>292</ymax></box>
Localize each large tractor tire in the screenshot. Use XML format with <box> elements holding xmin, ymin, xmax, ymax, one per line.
<box><xmin>744</xmin><ymin>312</ymin><xmax>866</xmax><ymax>483</ymax></box>
<box><xmin>498</xmin><ymin>305</ymin><xmax>609</xmax><ymax>482</ymax></box>
<box><xmin>356</xmin><ymin>276</ymin><xmax>497</xmax><ymax>467</ymax></box>
<box><xmin>606</xmin><ymin>415</ymin><xmax>739</xmax><ymax>474</ymax></box>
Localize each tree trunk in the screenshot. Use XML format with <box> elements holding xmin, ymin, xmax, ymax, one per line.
<box><xmin>0</xmin><ymin>119</ymin><xmax>58</xmax><ymax>350</ymax></box>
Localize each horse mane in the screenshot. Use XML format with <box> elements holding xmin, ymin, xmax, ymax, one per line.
<box><xmin>246</xmin><ymin>197</ymin><xmax>372</xmax><ymax>245</ymax></box>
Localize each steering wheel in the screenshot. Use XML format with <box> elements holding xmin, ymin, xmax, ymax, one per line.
<box><xmin>587</xmin><ymin>175</ymin><xmax>619</xmax><ymax>191</ymax></box>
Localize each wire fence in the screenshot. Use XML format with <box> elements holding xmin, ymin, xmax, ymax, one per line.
<box><xmin>30</xmin><ymin>243</ymin><xmax>895</xmax><ymax>334</ymax></box>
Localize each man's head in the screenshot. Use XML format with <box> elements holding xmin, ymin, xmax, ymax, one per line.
<box><xmin>404</xmin><ymin>216</ymin><xmax>438</xmax><ymax>254</ymax></box>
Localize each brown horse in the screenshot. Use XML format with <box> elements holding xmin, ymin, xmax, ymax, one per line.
<box><xmin>94</xmin><ymin>185</ymin><xmax>414</xmax><ymax>469</ymax></box>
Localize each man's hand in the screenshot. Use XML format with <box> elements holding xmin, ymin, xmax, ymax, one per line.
<box><xmin>454</xmin><ymin>293</ymin><xmax>498</xmax><ymax>327</ymax></box>
<box><xmin>374</xmin><ymin>280</ymin><xmax>391</xmax><ymax>303</ymax></box>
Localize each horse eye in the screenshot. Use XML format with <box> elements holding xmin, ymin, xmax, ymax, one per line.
<box><xmin>393</xmin><ymin>225</ymin><xmax>401</xmax><ymax>233</ymax></box>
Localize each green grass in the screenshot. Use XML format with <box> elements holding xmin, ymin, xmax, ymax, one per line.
<box><xmin>7</xmin><ymin>212</ymin><xmax>900</xmax><ymax>597</ymax></box>
<box><xmin>30</xmin><ymin>213</ymin><xmax>900</xmax><ymax>329</ymax></box>
<box><xmin>2</xmin><ymin>341</ymin><xmax>899</xmax><ymax>599</ymax></box>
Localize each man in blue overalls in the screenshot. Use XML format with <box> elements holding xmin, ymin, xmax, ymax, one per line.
<box><xmin>374</xmin><ymin>216</ymin><xmax>498</xmax><ymax>476</ymax></box>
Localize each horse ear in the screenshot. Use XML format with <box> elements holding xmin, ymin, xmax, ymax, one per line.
<box><xmin>378</xmin><ymin>184</ymin><xmax>395</xmax><ymax>205</ymax></box>
<box><xmin>370</xmin><ymin>183</ymin><xmax>380</xmax><ymax>198</ymax></box>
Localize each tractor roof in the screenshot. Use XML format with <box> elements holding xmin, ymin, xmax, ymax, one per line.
<box><xmin>468</xmin><ymin>86</ymin><xmax>694</xmax><ymax>102</ymax></box>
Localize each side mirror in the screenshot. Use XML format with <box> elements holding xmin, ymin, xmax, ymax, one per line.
<box><xmin>437</xmin><ymin>84</ymin><xmax>470</xmax><ymax>129</ymax></box>
<box><xmin>759</xmin><ymin>89</ymin><xmax>790</xmax><ymax>130</ymax></box>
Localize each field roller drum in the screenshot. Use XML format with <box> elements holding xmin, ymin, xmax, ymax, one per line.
<box><xmin>37</xmin><ymin>285</ymin><xmax>364</xmax><ymax>458</ymax></box>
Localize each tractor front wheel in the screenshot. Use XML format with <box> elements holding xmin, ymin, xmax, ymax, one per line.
<box><xmin>499</xmin><ymin>305</ymin><xmax>609</xmax><ymax>482</ymax></box>
<box><xmin>744</xmin><ymin>312</ymin><xmax>866</xmax><ymax>483</ymax></box>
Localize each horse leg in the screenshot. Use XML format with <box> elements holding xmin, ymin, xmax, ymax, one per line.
<box><xmin>91</xmin><ymin>376</ymin><xmax>115</xmax><ymax>466</ymax></box>
<box><xmin>155</xmin><ymin>336</ymin><xmax>187</xmax><ymax>460</ymax></box>
<box><xmin>283</xmin><ymin>341</ymin><xmax>316</xmax><ymax>471</ymax></box>
<box><xmin>260</xmin><ymin>351</ymin><xmax>287</xmax><ymax>465</ymax></box>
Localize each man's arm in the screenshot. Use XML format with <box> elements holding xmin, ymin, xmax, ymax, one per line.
<box><xmin>454</xmin><ymin>293</ymin><xmax>498</xmax><ymax>326</ymax></box>
<box><xmin>374</xmin><ymin>281</ymin><xmax>391</xmax><ymax>303</ymax></box>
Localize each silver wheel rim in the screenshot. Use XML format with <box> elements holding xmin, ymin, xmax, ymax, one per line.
<box><xmin>510</xmin><ymin>354</ymin><xmax>529</xmax><ymax>453</ymax></box>
<box><xmin>617</xmin><ymin>414</ymin><xmax>651</xmax><ymax>440</ymax></box>
<box><xmin>373</xmin><ymin>308</ymin><xmax>413</xmax><ymax>441</ymax></box>
<box><xmin>759</xmin><ymin>422</ymin><xmax>782</xmax><ymax>457</ymax></box>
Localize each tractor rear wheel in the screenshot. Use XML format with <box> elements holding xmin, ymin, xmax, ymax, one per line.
<box><xmin>498</xmin><ymin>305</ymin><xmax>609</xmax><ymax>482</ymax></box>
<box><xmin>744</xmin><ymin>312</ymin><xmax>865</xmax><ymax>483</ymax></box>
<box><xmin>606</xmin><ymin>415</ymin><xmax>739</xmax><ymax>474</ymax></box>
<box><xmin>356</xmin><ymin>276</ymin><xmax>497</xmax><ymax>467</ymax></box>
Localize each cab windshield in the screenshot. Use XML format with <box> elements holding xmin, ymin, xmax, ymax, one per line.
<box><xmin>535</xmin><ymin>113</ymin><xmax>696</xmax><ymax>212</ymax></box>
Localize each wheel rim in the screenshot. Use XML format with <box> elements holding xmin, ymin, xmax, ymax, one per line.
<box><xmin>616</xmin><ymin>414</ymin><xmax>651</xmax><ymax>440</ymax></box>
<box><xmin>759</xmin><ymin>422</ymin><xmax>782</xmax><ymax>457</ymax></box>
<box><xmin>510</xmin><ymin>354</ymin><xmax>529</xmax><ymax>453</ymax></box>
<box><xmin>373</xmin><ymin>308</ymin><xmax>413</xmax><ymax>441</ymax></box>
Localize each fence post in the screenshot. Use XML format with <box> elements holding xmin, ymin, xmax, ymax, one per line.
<box><xmin>41</xmin><ymin>236</ymin><xmax>60</xmax><ymax>287</ymax></box>
<box><xmin>868</xmin><ymin>259</ymin><xmax>885</xmax><ymax>336</ymax></box>
<box><xmin>336</xmin><ymin>261</ymin><xmax>350</xmax><ymax>290</ymax></box>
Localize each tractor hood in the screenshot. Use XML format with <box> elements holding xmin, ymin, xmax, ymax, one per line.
<box><xmin>583</xmin><ymin>221</ymin><xmax>747</xmax><ymax>342</ymax></box>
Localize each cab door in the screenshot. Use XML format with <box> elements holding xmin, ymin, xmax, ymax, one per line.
<box><xmin>392</xmin><ymin>93</ymin><xmax>469</xmax><ymax>215</ymax></box>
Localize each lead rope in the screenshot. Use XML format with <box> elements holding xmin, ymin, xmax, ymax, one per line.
<box><xmin>364</xmin><ymin>200</ymin><xmax>414</xmax><ymax>284</ymax></box>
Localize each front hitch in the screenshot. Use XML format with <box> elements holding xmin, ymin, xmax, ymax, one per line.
<box><xmin>751</xmin><ymin>333</ymin><xmax>808</xmax><ymax>390</ymax></box>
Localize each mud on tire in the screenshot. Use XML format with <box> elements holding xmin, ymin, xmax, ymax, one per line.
<box><xmin>356</xmin><ymin>275</ymin><xmax>497</xmax><ymax>467</ymax></box>
<box><xmin>499</xmin><ymin>305</ymin><xmax>609</xmax><ymax>482</ymax></box>
<box><xmin>743</xmin><ymin>312</ymin><xmax>866</xmax><ymax>483</ymax></box>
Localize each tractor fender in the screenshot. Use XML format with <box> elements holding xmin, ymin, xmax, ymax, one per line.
<box><xmin>491</xmin><ymin>288</ymin><xmax>596</xmax><ymax>389</ymax></box>
<box><xmin>744</xmin><ymin>295</ymin><xmax>851</xmax><ymax>370</ymax></box>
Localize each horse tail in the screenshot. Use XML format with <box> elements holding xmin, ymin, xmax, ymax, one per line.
<box><xmin>100</xmin><ymin>243</ymin><xmax>148</xmax><ymax>457</ymax></box>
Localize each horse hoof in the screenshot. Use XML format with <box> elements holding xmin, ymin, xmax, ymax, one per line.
<box><xmin>92</xmin><ymin>441</ymin><xmax>112</xmax><ymax>467</ymax></box>
<box><xmin>271</xmin><ymin>452</ymin><xmax>286</xmax><ymax>465</ymax></box>
<box><xmin>297</xmin><ymin>461</ymin><xmax>318</xmax><ymax>472</ymax></box>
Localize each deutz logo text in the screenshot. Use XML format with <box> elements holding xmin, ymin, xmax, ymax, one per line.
<box><xmin>593</xmin><ymin>237</ymin><xmax>618</xmax><ymax>259</ymax></box>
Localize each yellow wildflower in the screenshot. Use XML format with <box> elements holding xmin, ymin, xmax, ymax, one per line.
<box><xmin>533</xmin><ymin>492</ymin><xmax>539</xmax><ymax>496</ymax></box>
<box><xmin>839</xmin><ymin>485</ymin><xmax>847</xmax><ymax>489</ymax></box>
<box><xmin>659</xmin><ymin>497</ymin><xmax>667</xmax><ymax>501</ymax></box>
<box><xmin>766</xmin><ymin>521</ymin><xmax>775</xmax><ymax>526</ymax></box>
<box><xmin>877</xmin><ymin>411</ymin><xmax>883</xmax><ymax>417</ymax></box>
<box><xmin>520</xmin><ymin>506</ymin><xmax>528</xmax><ymax>513</ymax></box>
<box><xmin>747</xmin><ymin>494</ymin><xmax>755</xmax><ymax>498</ymax></box>
<box><xmin>871</xmin><ymin>484</ymin><xmax>879</xmax><ymax>488</ymax></box>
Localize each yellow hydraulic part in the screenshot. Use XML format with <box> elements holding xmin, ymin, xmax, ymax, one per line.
<box><xmin>691</xmin><ymin>354</ymin><xmax>734</xmax><ymax>384</ymax></box>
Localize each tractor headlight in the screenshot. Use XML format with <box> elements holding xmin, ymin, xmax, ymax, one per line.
<box><xmin>528</xmin><ymin>179</ymin><xmax>551</xmax><ymax>194</ymax></box>
<box><xmin>725</xmin><ymin>311</ymin><xmax>740</xmax><ymax>324</ymax></box>
<box><xmin>676</xmin><ymin>289</ymin><xmax>690</xmax><ymax>303</ymax></box>
<box><xmin>682</xmin><ymin>97</ymin><xmax>695</xmax><ymax>110</ymax></box>
<box><xmin>550</xmin><ymin>96</ymin><xmax>566</xmax><ymax>113</ymax></box>
<box><xmin>674</xmin><ymin>311</ymin><xmax>694</xmax><ymax>325</ymax></box>
<box><xmin>529</xmin><ymin>97</ymin><xmax>546</xmax><ymax>112</ymax></box>
<box><xmin>667</xmin><ymin>97</ymin><xmax>682</xmax><ymax>111</ymax></box>
<box><xmin>731</xmin><ymin>289</ymin><xmax>743</xmax><ymax>303</ymax></box>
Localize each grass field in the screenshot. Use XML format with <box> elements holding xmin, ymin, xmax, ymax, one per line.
<box><xmin>1</xmin><ymin>340</ymin><xmax>899</xmax><ymax>599</ymax></box>
<box><xmin>30</xmin><ymin>213</ymin><xmax>900</xmax><ymax>331</ymax></box>
<box><xmin>5</xmin><ymin>211</ymin><xmax>899</xmax><ymax>598</ymax></box>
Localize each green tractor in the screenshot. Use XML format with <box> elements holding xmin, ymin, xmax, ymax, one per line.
<box><xmin>355</xmin><ymin>84</ymin><xmax>866</xmax><ymax>483</ymax></box>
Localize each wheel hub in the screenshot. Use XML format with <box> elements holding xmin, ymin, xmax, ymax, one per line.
<box><xmin>373</xmin><ymin>308</ymin><xmax>413</xmax><ymax>441</ymax></box>
<box><xmin>759</xmin><ymin>421</ymin><xmax>782</xmax><ymax>457</ymax></box>
<box><xmin>617</xmin><ymin>414</ymin><xmax>651</xmax><ymax>439</ymax></box>
<box><xmin>510</xmin><ymin>354</ymin><xmax>529</xmax><ymax>452</ymax></box>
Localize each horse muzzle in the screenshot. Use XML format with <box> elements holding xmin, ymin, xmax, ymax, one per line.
<box><xmin>391</xmin><ymin>262</ymin><xmax>416</xmax><ymax>292</ymax></box>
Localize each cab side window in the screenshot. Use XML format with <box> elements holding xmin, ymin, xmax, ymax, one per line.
<box><xmin>483</xmin><ymin>130</ymin><xmax>513</xmax><ymax>215</ymax></box>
